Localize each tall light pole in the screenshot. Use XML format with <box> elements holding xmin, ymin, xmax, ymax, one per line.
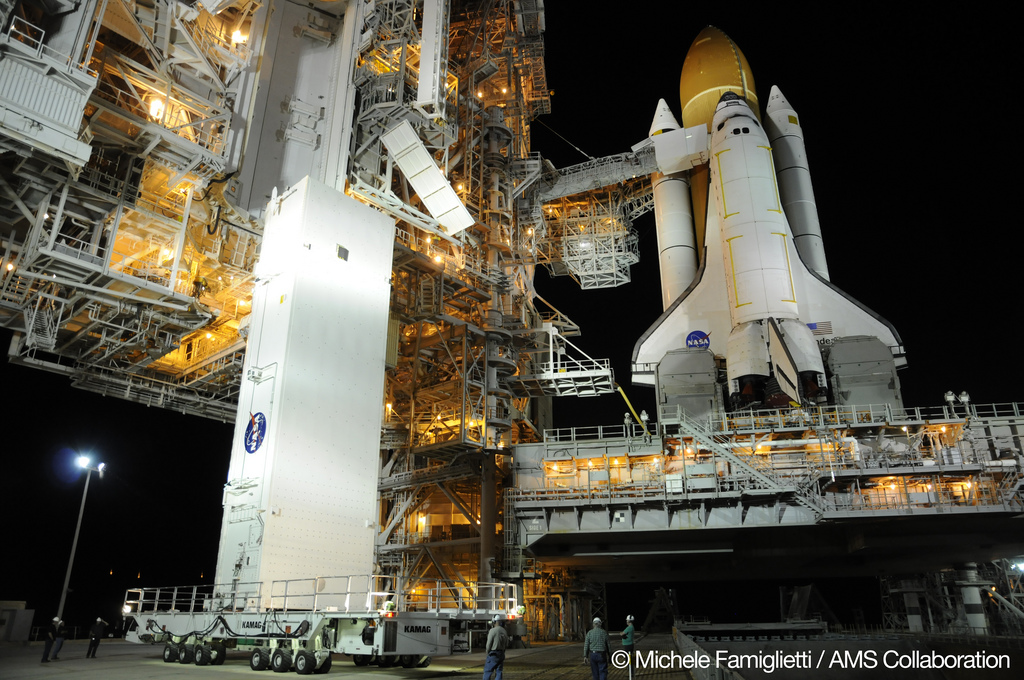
<box><xmin>57</xmin><ymin>456</ymin><xmax>105</xmax><ymax>620</ymax></box>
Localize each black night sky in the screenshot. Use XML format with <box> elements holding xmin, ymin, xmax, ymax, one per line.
<box><xmin>3</xmin><ymin>5</ymin><xmax>1020</xmax><ymax>634</ymax></box>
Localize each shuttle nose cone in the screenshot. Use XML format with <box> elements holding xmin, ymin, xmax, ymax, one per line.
<box><xmin>679</xmin><ymin>26</ymin><xmax>758</xmax><ymax>132</ymax></box>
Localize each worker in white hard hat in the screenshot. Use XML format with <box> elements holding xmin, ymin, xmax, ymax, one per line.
<box><xmin>87</xmin><ymin>617</ymin><xmax>109</xmax><ymax>658</ymax></box>
<box><xmin>583</xmin><ymin>617</ymin><xmax>609</xmax><ymax>680</ymax></box>
<box><xmin>50</xmin><ymin>619</ymin><xmax>66</xmax><ymax>660</ymax></box>
<box><xmin>482</xmin><ymin>614</ymin><xmax>509</xmax><ymax>680</ymax></box>
<box><xmin>620</xmin><ymin>614</ymin><xmax>636</xmax><ymax>676</ymax></box>
<box><xmin>41</xmin><ymin>617</ymin><xmax>59</xmax><ymax>663</ymax></box>
<box><xmin>620</xmin><ymin>614</ymin><xmax>635</xmax><ymax>652</ymax></box>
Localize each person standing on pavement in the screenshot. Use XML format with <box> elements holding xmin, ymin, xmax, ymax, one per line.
<box><xmin>41</xmin><ymin>617</ymin><xmax>59</xmax><ymax>663</ymax></box>
<box><xmin>482</xmin><ymin>614</ymin><xmax>509</xmax><ymax>680</ymax></box>
<box><xmin>583</xmin><ymin>617</ymin><xmax>609</xmax><ymax>680</ymax></box>
<box><xmin>620</xmin><ymin>614</ymin><xmax>635</xmax><ymax>655</ymax></box>
<box><xmin>50</xmin><ymin>619</ymin><xmax>66</xmax><ymax>660</ymax></box>
<box><xmin>621</xmin><ymin>614</ymin><xmax>636</xmax><ymax>678</ymax></box>
<box><xmin>87</xmin><ymin>617</ymin><xmax>109</xmax><ymax>658</ymax></box>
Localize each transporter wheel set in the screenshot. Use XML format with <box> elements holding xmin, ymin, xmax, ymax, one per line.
<box><xmin>157</xmin><ymin>615</ymin><xmax>335</xmax><ymax>674</ymax></box>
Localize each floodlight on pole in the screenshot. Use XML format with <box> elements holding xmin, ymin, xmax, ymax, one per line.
<box><xmin>57</xmin><ymin>456</ymin><xmax>105</xmax><ymax>620</ymax></box>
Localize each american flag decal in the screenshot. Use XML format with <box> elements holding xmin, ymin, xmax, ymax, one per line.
<box><xmin>807</xmin><ymin>321</ymin><xmax>833</xmax><ymax>336</ymax></box>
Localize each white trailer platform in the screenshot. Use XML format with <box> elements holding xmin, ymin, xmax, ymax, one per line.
<box><xmin>123</xmin><ymin>575</ymin><xmax>517</xmax><ymax>674</ymax></box>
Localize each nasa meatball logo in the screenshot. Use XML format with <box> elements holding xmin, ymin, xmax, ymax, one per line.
<box><xmin>686</xmin><ymin>331</ymin><xmax>711</xmax><ymax>349</ymax></box>
<box><xmin>244</xmin><ymin>412</ymin><xmax>267</xmax><ymax>454</ymax></box>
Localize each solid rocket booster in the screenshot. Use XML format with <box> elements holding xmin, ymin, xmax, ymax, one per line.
<box><xmin>650</xmin><ymin>99</ymin><xmax>697</xmax><ymax>311</ymax></box>
<box><xmin>764</xmin><ymin>86</ymin><xmax>829</xmax><ymax>280</ymax></box>
<box><xmin>710</xmin><ymin>92</ymin><xmax>825</xmax><ymax>404</ymax></box>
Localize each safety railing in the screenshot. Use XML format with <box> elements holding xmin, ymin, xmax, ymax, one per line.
<box><xmin>123</xmin><ymin>582</ymin><xmax>263</xmax><ymax>614</ymax></box>
<box><xmin>543</xmin><ymin>422</ymin><xmax>661</xmax><ymax>443</ymax></box>
<box><xmin>4</xmin><ymin>16</ymin><xmax>97</xmax><ymax>75</ymax></box>
<box><xmin>671</xmin><ymin>402</ymin><xmax>1024</xmax><ymax>433</ymax></box>
<box><xmin>48</xmin><ymin>234</ymin><xmax>107</xmax><ymax>267</ymax></box>
<box><xmin>510</xmin><ymin>482</ymin><xmax>668</xmax><ymax>504</ymax></box>
<box><xmin>261</xmin><ymin>575</ymin><xmax>516</xmax><ymax>615</ymax></box>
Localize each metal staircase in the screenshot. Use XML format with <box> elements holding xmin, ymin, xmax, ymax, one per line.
<box><xmin>673</xmin><ymin>408</ymin><xmax>828</xmax><ymax>517</ymax></box>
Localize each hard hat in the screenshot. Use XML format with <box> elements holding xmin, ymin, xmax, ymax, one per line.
<box><xmin>593</xmin><ymin>617</ymin><xmax>602</xmax><ymax>625</ymax></box>
<box><xmin>492</xmin><ymin>614</ymin><xmax>501</xmax><ymax>623</ymax></box>
<box><xmin>97</xmin><ymin>617</ymin><xmax>103</xmax><ymax>622</ymax></box>
<box><xmin>626</xmin><ymin>615</ymin><xmax>634</xmax><ymax>622</ymax></box>
<box><xmin>52</xmin><ymin>616</ymin><xmax>60</xmax><ymax>621</ymax></box>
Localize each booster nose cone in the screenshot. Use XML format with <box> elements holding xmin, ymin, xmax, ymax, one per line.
<box><xmin>679</xmin><ymin>26</ymin><xmax>758</xmax><ymax>133</ymax></box>
<box><xmin>650</xmin><ymin>98</ymin><xmax>682</xmax><ymax>136</ymax></box>
<box><xmin>765</xmin><ymin>84</ymin><xmax>790</xmax><ymax>114</ymax></box>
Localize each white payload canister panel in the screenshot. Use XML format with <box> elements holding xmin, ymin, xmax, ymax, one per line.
<box><xmin>213</xmin><ymin>177</ymin><xmax>394</xmax><ymax>606</ymax></box>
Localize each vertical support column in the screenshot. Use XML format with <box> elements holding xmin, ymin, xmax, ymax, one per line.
<box><xmin>478</xmin><ymin>104</ymin><xmax>513</xmax><ymax>588</ymax></box>
<box><xmin>414</xmin><ymin>0</ymin><xmax>447</xmax><ymax>118</ymax></box>
<box><xmin>960</xmin><ymin>563</ymin><xmax>988</xmax><ymax>634</ymax></box>
<box><xmin>479</xmin><ymin>454</ymin><xmax>496</xmax><ymax>583</ymax></box>
<box><xmin>902</xmin><ymin>590</ymin><xmax>924</xmax><ymax>632</ymax></box>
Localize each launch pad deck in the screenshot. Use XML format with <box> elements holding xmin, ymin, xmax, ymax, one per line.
<box><xmin>0</xmin><ymin>635</ymin><xmax>690</xmax><ymax>680</ymax></box>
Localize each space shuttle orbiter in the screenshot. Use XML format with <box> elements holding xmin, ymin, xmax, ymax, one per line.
<box><xmin>633</xmin><ymin>27</ymin><xmax>903</xmax><ymax>411</ymax></box>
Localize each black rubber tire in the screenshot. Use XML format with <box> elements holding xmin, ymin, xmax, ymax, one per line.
<box><xmin>162</xmin><ymin>643</ymin><xmax>178</xmax><ymax>663</ymax></box>
<box><xmin>178</xmin><ymin>644</ymin><xmax>194</xmax><ymax>664</ymax></box>
<box><xmin>378</xmin><ymin>654</ymin><xmax>397</xmax><ymax>667</ymax></box>
<box><xmin>250</xmin><ymin>648</ymin><xmax>270</xmax><ymax>671</ymax></box>
<box><xmin>418</xmin><ymin>656</ymin><xmax>432</xmax><ymax>668</ymax></box>
<box><xmin>352</xmin><ymin>654</ymin><xmax>369</xmax><ymax>666</ymax></box>
<box><xmin>271</xmin><ymin>649</ymin><xmax>292</xmax><ymax>673</ymax></box>
<box><xmin>401</xmin><ymin>654</ymin><xmax>418</xmax><ymax>668</ymax></box>
<box><xmin>194</xmin><ymin>645</ymin><xmax>211</xmax><ymax>666</ymax></box>
<box><xmin>314</xmin><ymin>653</ymin><xmax>333</xmax><ymax>674</ymax></box>
<box><xmin>294</xmin><ymin>650</ymin><xmax>316</xmax><ymax>675</ymax></box>
<box><xmin>212</xmin><ymin>643</ymin><xmax>227</xmax><ymax>665</ymax></box>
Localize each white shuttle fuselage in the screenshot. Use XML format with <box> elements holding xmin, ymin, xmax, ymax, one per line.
<box><xmin>711</xmin><ymin>93</ymin><xmax>825</xmax><ymax>405</ymax></box>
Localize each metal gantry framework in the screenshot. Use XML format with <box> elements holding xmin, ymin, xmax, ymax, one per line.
<box><xmin>1</xmin><ymin>0</ymin><xmax>262</xmax><ymax>420</ymax></box>
<box><xmin>345</xmin><ymin>0</ymin><xmax>622</xmax><ymax>598</ymax></box>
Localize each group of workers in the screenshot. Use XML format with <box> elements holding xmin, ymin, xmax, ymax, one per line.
<box><xmin>41</xmin><ymin>616</ymin><xmax>109</xmax><ymax>662</ymax></box>
<box><xmin>484</xmin><ymin>613</ymin><xmax>636</xmax><ymax>680</ymax></box>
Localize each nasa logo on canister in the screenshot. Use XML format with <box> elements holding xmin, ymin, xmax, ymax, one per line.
<box><xmin>686</xmin><ymin>331</ymin><xmax>711</xmax><ymax>349</ymax></box>
<box><xmin>244</xmin><ymin>412</ymin><xmax>267</xmax><ymax>454</ymax></box>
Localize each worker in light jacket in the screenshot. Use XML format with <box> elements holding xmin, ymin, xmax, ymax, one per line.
<box><xmin>483</xmin><ymin>615</ymin><xmax>509</xmax><ymax>680</ymax></box>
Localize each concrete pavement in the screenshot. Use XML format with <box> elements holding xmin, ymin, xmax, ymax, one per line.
<box><xmin>0</xmin><ymin>634</ymin><xmax>687</xmax><ymax>680</ymax></box>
